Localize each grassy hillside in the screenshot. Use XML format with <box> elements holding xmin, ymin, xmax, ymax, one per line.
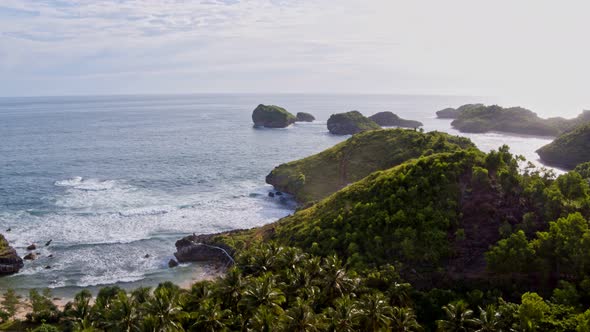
<box><xmin>266</xmin><ymin>129</ymin><xmax>475</xmax><ymax>203</ymax></box>
<box><xmin>537</xmin><ymin>123</ymin><xmax>590</xmax><ymax>169</ymax></box>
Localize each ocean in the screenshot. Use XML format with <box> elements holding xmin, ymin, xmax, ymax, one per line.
<box><xmin>0</xmin><ymin>94</ymin><xmax>558</xmax><ymax>296</ymax></box>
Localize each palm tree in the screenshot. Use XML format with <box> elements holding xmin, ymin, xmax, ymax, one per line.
<box><xmin>436</xmin><ymin>302</ymin><xmax>480</xmax><ymax>332</ymax></box>
<box><xmin>359</xmin><ymin>293</ymin><xmax>393</xmax><ymax>332</ymax></box>
<box><xmin>109</xmin><ymin>291</ymin><xmax>141</xmax><ymax>332</ymax></box>
<box><xmin>216</xmin><ymin>267</ymin><xmax>243</xmax><ymax>310</ymax></box>
<box><xmin>280</xmin><ymin>298</ymin><xmax>322</xmax><ymax>332</ymax></box>
<box><xmin>323</xmin><ymin>295</ymin><xmax>361</xmax><ymax>332</ymax></box>
<box><xmin>143</xmin><ymin>286</ymin><xmax>187</xmax><ymax>331</ymax></box>
<box><xmin>388</xmin><ymin>282</ymin><xmax>413</xmax><ymax>307</ymax></box>
<box><xmin>473</xmin><ymin>305</ymin><xmax>501</xmax><ymax>332</ymax></box>
<box><xmin>390</xmin><ymin>306</ymin><xmax>421</xmax><ymax>332</ymax></box>
<box><xmin>190</xmin><ymin>299</ymin><xmax>231</xmax><ymax>332</ymax></box>
<box><xmin>183</xmin><ymin>281</ymin><xmax>214</xmax><ymax>312</ymax></box>
<box><xmin>239</xmin><ymin>274</ymin><xmax>286</xmax><ymax>314</ymax></box>
<box><xmin>248</xmin><ymin>306</ymin><xmax>280</xmax><ymax>332</ymax></box>
<box><xmin>131</xmin><ymin>287</ymin><xmax>153</xmax><ymax>306</ymax></box>
<box><xmin>64</xmin><ymin>289</ymin><xmax>93</xmax><ymax>323</ymax></box>
<box><xmin>72</xmin><ymin>317</ymin><xmax>99</xmax><ymax>332</ymax></box>
<box><xmin>318</xmin><ymin>255</ymin><xmax>357</xmax><ymax>305</ymax></box>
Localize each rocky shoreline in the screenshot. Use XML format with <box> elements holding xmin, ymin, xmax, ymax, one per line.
<box><xmin>0</xmin><ymin>234</ymin><xmax>24</xmax><ymax>275</ymax></box>
<box><xmin>174</xmin><ymin>232</ymin><xmax>238</xmax><ymax>267</ymax></box>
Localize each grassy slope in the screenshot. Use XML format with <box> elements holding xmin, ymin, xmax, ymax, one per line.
<box><xmin>537</xmin><ymin>123</ymin><xmax>590</xmax><ymax>169</ymax></box>
<box><xmin>266</xmin><ymin>129</ymin><xmax>475</xmax><ymax>203</ymax></box>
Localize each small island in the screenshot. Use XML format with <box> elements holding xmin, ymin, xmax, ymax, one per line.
<box><xmin>368</xmin><ymin>111</ymin><xmax>423</xmax><ymax>128</ymax></box>
<box><xmin>326</xmin><ymin>111</ymin><xmax>381</xmax><ymax>135</ymax></box>
<box><xmin>451</xmin><ymin>105</ymin><xmax>561</xmax><ymax>136</ymax></box>
<box><xmin>251</xmin><ymin>104</ymin><xmax>296</xmax><ymax>128</ymax></box>
<box><xmin>0</xmin><ymin>234</ymin><xmax>24</xmax><ymax>275</ymax></box>
<box><xmin>537</xmin><ymin>123</ymin><xmax>590</xmax><ymax>169</ymax></box>
<box><xmin>446</xmin><ymin>104</ymin><xmax>590</xmax><ymax>137</ymax></box>
<box><xmin>295</xmin><ymin>112</ymin><xmax>315</xmax><ymax>122</ymax></box>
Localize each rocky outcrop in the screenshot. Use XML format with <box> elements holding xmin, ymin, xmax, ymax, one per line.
<box><xmin>0</xmin><ymin>234</ymin><xmax>24</xmax><ymax>275</ymax></box>
<box><xmin>252</xmin><ymin>104</ymin><xmax>296</xmax><ymax>128</ymax></box>
<box><xmin>436</xmin><ymin>104</ymin><xmax>484</xmax><ymax>119</ymax></box>
<box><xmin>537</xmin><ymin>123</ymin><xmax>590</xmax><ymax>169</ymax></box>
<box><xmin>327</xmin><ymin>111</ymin><xmax>381</xmax><ymax>135</ymax></box>
<box><xmin>295</xmin><ymin>112</ymin><xmax>315</xmax><ymax>122</ymax></box>
<box><xmin>174</xmin><ymin>233</ymin><xmax>236</xmax><ymax>266</ymax></box>
<box><xmin>368</xmin><ymin>112</ymin><xmax>423</xmax><ymax>128</ymax></box>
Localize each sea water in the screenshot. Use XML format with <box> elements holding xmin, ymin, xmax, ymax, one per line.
<box><xmin>0</xmin><ymin>94</ymin><xmax>558</xmax><ymax>295</ymax></box>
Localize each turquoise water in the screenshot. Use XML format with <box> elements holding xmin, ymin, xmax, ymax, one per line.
<box><xmin>0</xmin><ymin>94</ymin><xmax>557</xmax><ymax>294</ymax></box>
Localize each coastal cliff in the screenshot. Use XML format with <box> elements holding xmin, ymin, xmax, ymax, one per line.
<box><xmin>0</xmin><ymin>234</ymin><xmax>24</xmax><ymax>275</ymax></box>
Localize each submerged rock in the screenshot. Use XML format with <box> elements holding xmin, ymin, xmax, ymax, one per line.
<box><xmin>23</xmin><ymin>253</ymin><xmax>36</xmax><ymax>261</ymax></box>
<box><xmin>252</xmin><ymin>104</ymin><xmax>296</xmax><ymax>128</ymax></box>
<box><xmin>26</xmin><ymin>244</ymin><xmax>36</xmax><ymax>251</ymax></box>
<box><xmin>327</xmin><ymin>111</ymin><xmax>381</xmax><ymax>135</ymax></box>
<box><xmin>168</xmin><ymin>259</ymin><xmax>179</xmax><ymax>268</ymax></box>
<box><xmin>268</xmin><ymin>192</ymin><xmax>275</xmax><ymax>197</ymax></box>
<box><xmin>368</xmin><ymin>112</ymin><xmax>423</xmax><ymax>128</ymax></box>
<box><xmin>295</xmin><ymin>112</ymin><xmax>315</xmax><ymax>122</ymax></box>
<box><xmin>45</xmin><ymin>240</ymin><xmax>52</xmax><ymax>247</ymax></box>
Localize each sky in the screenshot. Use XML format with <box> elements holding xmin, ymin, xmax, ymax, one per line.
<box><xmin>0</xmin><ymin>0</ymin><xmax>588</xmax><ymax>116</ymax></box>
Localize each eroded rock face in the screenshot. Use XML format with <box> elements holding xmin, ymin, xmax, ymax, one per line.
<box><xmin>296</xmin><ymin>112</ymin><xmax>315</xmax><ymax>122</ymax></box>
<box><xmin>252</xmin><ymin>104</ymin><xmax>296</xmax><ymax>128</ymax></box>
<box><xmin>0</xmin><ymin>234</ymin><xmax>24</xmax><ymax>275</ymax></box>
<box><xmin>327</xmin><ymin>111</ymin><xmax>381</xmax><ymax>135</ymax></box>
<box><xmin>174</xmin><ymin>233</ymin><xmax>235</xmax><ymax>266</ymax></box>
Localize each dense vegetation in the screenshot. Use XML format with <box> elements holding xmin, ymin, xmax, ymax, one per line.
<box><xmin>368</xmin><ymin>112</ymin><xmax>423</xmax><ymax>128</ymax></box>
<box><xmin>266</xmin><ymin>129</ymin><xmax>474</xmax><ymax>203</ymax></box>
<box><xmin>537</xmin><ymin>123</ymin><xmax>590</xmax><ymax>169</ymax></box>
<box><xmin>251</xmin><ymin>104</ymin><xmax>296</xmax><ymax>128</ymax></box>
<box><xmin>6</xmin><ymin>243</ymin><xmax>590</xmax><ymax>331</ymax></box>
<box><xmin>326</xmin><ymin>111</ymin><xmax>381</xmax><ymax>135</ymax></box>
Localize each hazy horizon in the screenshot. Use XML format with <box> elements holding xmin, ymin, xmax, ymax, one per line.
<box><xmin>1</xmin><ymin>0</ymin><xmax>589</xmax><ymax>117</ymax></box>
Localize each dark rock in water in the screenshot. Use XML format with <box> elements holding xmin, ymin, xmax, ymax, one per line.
<box><xmin>0</xmin><ymin>234</ymin><xmax>24</xmax><ymax>275</ymax></box>
<box><xmin>295</xmin><ymin>112</ymin><xmax>315</xmax><ymax>122</ymax></box>
<box><xmin>45</xmin><ymin>240</ymin><xmax>52</xmax><ymax>247</ymax></box>
<box><xmin>252</xmin><ymin>104</ymin><xmax>296</xmax><ymax>128</ymax></box>
<box><xmin>26</xmin><ymin>244</ymin><xmax>36</xmax><ymax>251</ymax></box>
<box><xmin>5</xmin><ymin>228</ymin><xmax>10</xmax><ymax>232</ymax></box>
<box><xmin>48</xmin><ymin>254</ymin><xmax>54</xmax><ymax>258</ymax></box>
<box><xmin>275</xmin><ymin>191</ymin><xmax>283</xmax><ymax>196</ymax></box>
<box><xmin>168</xmin><ymin>259</ymin><xmax>179</xmax><ymax>268</ymax></box>
<box><xmin>23</xmin><ymin>253</ymin><xmax>36</xmax><ymax>261</ymax></box>
<box><xmin>174</xmin><ymin>233</ymin><xmax>235</xmax><ymax>266</ymax></box>
<box><xmin>327</xmin><ymin>111</ymin><xmax>381</xmax><ymax>135</ymax></box>
<box><xmin>144</xmin><ymin>254</ymin><xmax>150</xmax><ymax>259</ymax></box>
<box><xmin>368</xmin><ymin>112</ymin><xmax>423</xmax><ymax>128</ymax></box>
<box><xmin>44</xmin><ymin>265</ymin><xmax>51</xmax><ymax>269</ymax></box>
<box><xmin>268</xmin><ymin>192</ymin><xmax>275</xmax><ymax>197</ymax></box>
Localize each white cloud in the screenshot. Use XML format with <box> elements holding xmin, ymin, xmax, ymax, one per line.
<box><xmin>0</xmin><ymin>0</ymin><xmax>588</xmax><ymax>117</ymax></box>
